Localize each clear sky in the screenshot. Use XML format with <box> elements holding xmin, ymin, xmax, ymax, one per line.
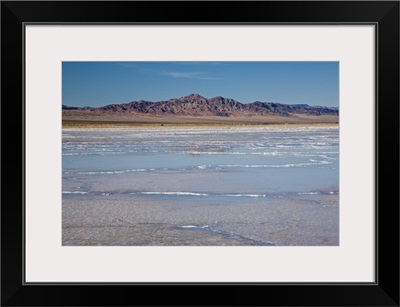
<box><xmin>62</xmin><ymin>62</ymin><xmax>338</xmax><ymax>107</ymax></box>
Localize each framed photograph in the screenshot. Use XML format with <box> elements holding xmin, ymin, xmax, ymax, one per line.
<box><xmin>2</xmin><ymin>1</ymin><xmax>399</xmax><ymax>306</ymax></box>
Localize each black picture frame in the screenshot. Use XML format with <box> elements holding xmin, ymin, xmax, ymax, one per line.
<box><xmin>1</xmin><ymin>1</ymin><xmax>399</xmax><ymax>306</ymax></box>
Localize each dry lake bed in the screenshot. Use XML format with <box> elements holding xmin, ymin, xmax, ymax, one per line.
<box><xmin>62</xmin><ymin>125</ymin><xmax>339</xmax><ymax>246</ymax></box>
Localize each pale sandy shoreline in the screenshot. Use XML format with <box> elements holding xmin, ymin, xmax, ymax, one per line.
<box><xmin>62</xmin><ymin>113</ymin><xmax>338</xmax><ymax>129</ymax></box>
<box><xmin>62</xmin><ymin>121</ymin><xmax>338</xmax><ymax>129</ymax></box>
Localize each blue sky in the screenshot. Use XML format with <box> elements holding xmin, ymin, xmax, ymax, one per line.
<box><xmin>62</xmin><ymin>62</ymin><xmax>339</xmax><ymax>107</ymax></box>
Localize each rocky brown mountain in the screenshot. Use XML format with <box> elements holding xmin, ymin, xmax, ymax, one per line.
<box><xmin>62</xmin><ymin>94</ymin><xmax>338</xmax><ymax>117</ymax></box>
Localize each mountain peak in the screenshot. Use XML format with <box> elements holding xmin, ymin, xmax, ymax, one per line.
<box><xmin>180</xmin><ymin>93</ymin><xmax>206</xmax><ymax>100</ymax></box>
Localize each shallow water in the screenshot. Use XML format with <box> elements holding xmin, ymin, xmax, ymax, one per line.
<box><xmin>62</xmin><ymin>126</ymin><xmax>339</xmax><ymax>246</ymax></box>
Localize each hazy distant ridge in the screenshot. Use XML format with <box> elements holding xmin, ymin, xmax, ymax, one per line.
<box><xmin>62</xmin><ymin>94</ymin><xmax>338</xmax><ymax>117</ymax></box>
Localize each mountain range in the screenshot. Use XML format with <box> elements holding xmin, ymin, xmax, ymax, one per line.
<box><xmin>62</xmin><ymin>94</ymin><xmax>338</xmax><ymax>118</ymax></box>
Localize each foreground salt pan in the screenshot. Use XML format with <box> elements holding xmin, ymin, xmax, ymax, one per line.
<box><xmin>62</xmin><ymin>126</ymin><xmax>339</xmax><ymax>246</ymax></box>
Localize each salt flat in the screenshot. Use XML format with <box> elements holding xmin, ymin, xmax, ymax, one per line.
<box><xmin>62</xmin><ymin>126</ymin><xmax>339</xmax><ymax>246</ymax></box>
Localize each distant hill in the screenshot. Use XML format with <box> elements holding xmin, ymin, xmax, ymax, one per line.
<box><xmin>63</xmin><ymin>93</ymin><xmax>338</xmax><ymax>117</ymax></box>
<box><xmin>62</xmin><ymin>94</ymin><xmax>339</xmax><ymax>126</ymax></box>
